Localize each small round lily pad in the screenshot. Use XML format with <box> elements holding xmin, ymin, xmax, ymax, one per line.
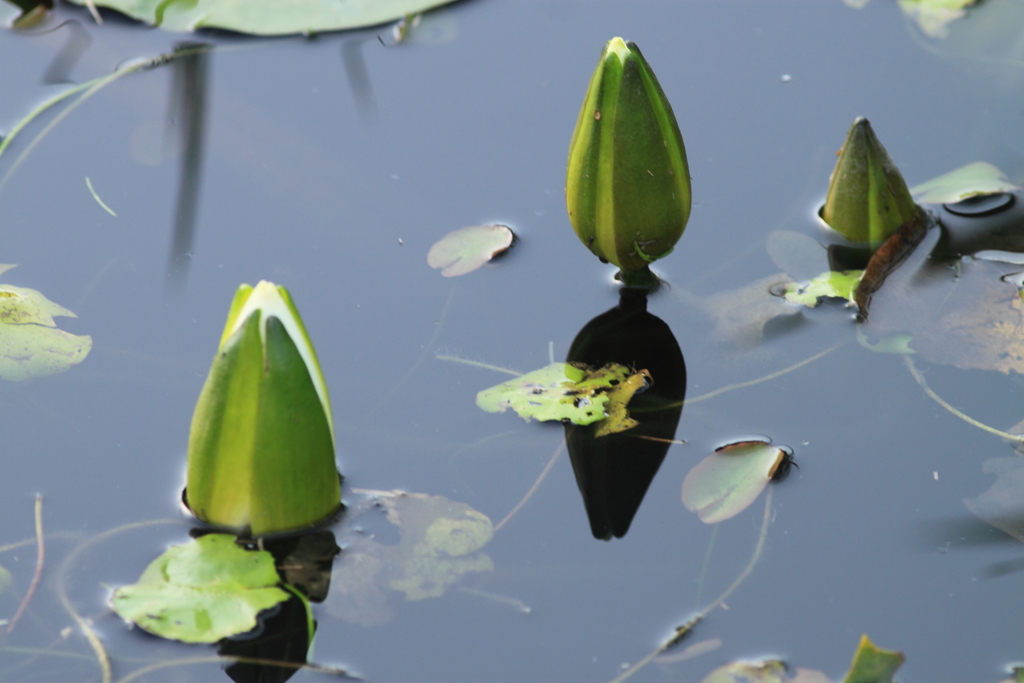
<box><xmin>427</xmin><ymin>224</ymin><xmax>515</xmax><ymax>277</ymax></box>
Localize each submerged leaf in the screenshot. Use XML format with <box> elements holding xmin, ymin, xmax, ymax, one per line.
<box><xmin>110</xmin><ymin>534</ymin><xmax>289</xmax><ymax>643</ymax></box>
<box><xmin>686</xmin><ymin>274</ymin><xmax>802</xmax><ymax>350</ymax></box>
<box><xmin>476</xmin><ymin>362</ymin><xmax>641</xmax><ymax>427</ymax></box>
<box><xmin>964</xmin><ymin>456</ymin><xmax>1024</xmax><ymax>543</ymax></box>
<box><xmin>326</xmin><ymin>491</ymin><xmax>494</xmax><ymax>626</ymax></box>
<box><xmin>427</xmin><ymin>224</ymin><xmax>515</xmax><ymax>277</ymax></box>
<box><xmin>842</xmin><ymin>634</ymin><xmax>904</xmax><ymax>683</ymax></box>
<box><xmin>781</xmin><ymin>270</ymin><xmax>862</xmax><ymax>307</ymax></box>
<box><xmin>682</xmin><ymin>440</ymin><xmax>790</xmax><ymax>524</ymax></box>
<box><xmin>64</xmin><ymin>0</ymin><xmax>461</xmax><ymax>35</ymax></box>
<box><xmin>897</xmin><ymin>0</ymin><xmax>982</xmax><ymax>38</ymax></box>
<box><xmin>910</xmin><ymin>162</ymin><xmax>1020</xmax><ymax>204</ymax></box>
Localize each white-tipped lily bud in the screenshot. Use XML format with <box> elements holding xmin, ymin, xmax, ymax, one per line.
<box><xmin>185</xmin><ymin>281</ymin><xmax>340</xmax><ymax>536</ymax></box>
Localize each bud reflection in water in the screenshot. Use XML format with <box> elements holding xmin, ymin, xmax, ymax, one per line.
<box><xmin>564</xmin><ymin>288</ymin><xmax>686</xmax><ymax>540</ymax></box>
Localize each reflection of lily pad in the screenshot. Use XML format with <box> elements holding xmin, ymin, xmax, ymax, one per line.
<box><xmin>843</xmin><ymin>634</ymin><xmax>904</xmax><ymax>683</ymax></box>
<box><xmin>682</xmin><ymin>440</ymin><xmax>790</xmax><ymax>524</ymax></box>
<box><xmin>964</xmin><ymin>456</ymin><xmax>1024</xmax><ymax>543</ymax></box>
<box><xmin>326</xmin><ymin>491</ymin><xmax>494</xmax><ymax>627</ymax></box>
<box><xmin>427</xmin><ymin>225</ymin><xmax>515</xmax><ymax>278</ymax></box>
<box><xmin>64</xmin><ymin>0</ymin><xmax>460</xmax><ymax>35</ymax></box>
<box><xmin>910</xmin><ymin>162</ymin><xmax>1020</xmax><ymax>204</ymax></box>
<box><xmin>477</xmin><ymin>362</ymin><xmax>641</xmax><ymax>427</ymax></box>
<box><xmin>0</xmin><ymin>277</ymin><xmax>92</xmax><ymax>381</ymax></box>
<box><xmin>684</xmin><ymin>274</ymin><xmax>802</xmax><ymax>350</ymax></box>
<box><xmin>781</xmin><ymin>270</ymin><xmax>862</xmax><ymax>308</ymax></box>
<box><xmin>110</xmin><ymin>534</ymin><xmax>290</xmax><ymax>643</ymax></box>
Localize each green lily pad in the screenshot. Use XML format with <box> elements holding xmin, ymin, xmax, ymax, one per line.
<box><xmin>682</xmin><ymin>440</ymin><xmax>790</xmax><ymax>524</ymax></box>
<box><xmin>64</xmin><ymin>0</ymin><xmax>459</xmax><ymax>35</ymax></box>
<box><xmin>110</xmin><ymin>534</ymin><xmax>290</xmax><ymax>643</ymax></box>
<box><xmin>910</xmin><ymin>162</ymin><xmax>1020</xmax><ymax>204</ymax></box>
<box><xmin>781</xmin><ymin>270</ymin><xmax>862</xmax><ymax>308</ymax></box>
<box><xmin>896</xmin><ymin>0</ymin><xmax>982</xmax><ymax>38</ymax></box>
<box><xmin>0</xmin><ymin>276</ymin><xmax>92</xmax><ymax>381</ymax></box>
<box><xmin>427</xmin><ymin>224</ymin><xmax>515</xmax><ymax>278</ymax></box>
<box><xmin>326</xmin><ymin>490</ymin><xmax>494</xmax><ymax>626</ymax></box>
<box><xmin>842</xmin><ymin>634</ymin><xmax>904</xmax><ymax>683</ymax></box>
<box><xmin>477</xmin><ymin>362</ymin><xmax>638</xmax><ymax>426</ymax></box>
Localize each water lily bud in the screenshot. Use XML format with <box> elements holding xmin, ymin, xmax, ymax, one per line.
<box><xmin>822</xmin><ymin>117</ymin><xmax>921</xmax><ymax>245</ymax></box>
<box><xmin>186</xmin><ymin>281</ymin><xmax>340</xmax><ymax>536</ymax></box>
<box><xmin>566</xmin><ymin>37</ymin><xmax>691</xmax><ymax>276</ymax></box>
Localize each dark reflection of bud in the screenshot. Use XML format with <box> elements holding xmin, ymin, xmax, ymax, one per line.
<box><xmin>564</xmin><ymin>288</ymin><xmax>686</xmax><ymax>540</ymax></box>
<box><xmin>932</xmin><ymin>192</ymin><xmax>1024</xmax><ymax>258</ymax></box>
<box><xmin>826</xmin><ymin>243</ymin><xmax>874</xmax><ymax>272</ymax></box>
<box><xmin>166</xmin><ymin>42</ymin><xmax>211</xmax><ymax>289</ymax></box>
<box><xmin>217</xmin><ymin>531</ymin><xmax>340</xmax><ymax>683</ymax></box>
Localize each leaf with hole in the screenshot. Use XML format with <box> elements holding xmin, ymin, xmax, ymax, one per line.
<box><xmin>477</xmin><ymin>362</ymin><xmax>646</xmax><ymax>428</ymax></box>
<box><xmin>427</xmin><ymin>224</ymin><xmax>515</xmax><ymax>278</ymax></box>
<box><xmin>682</xmin><ymin>440</ymin><xmax>791</xmax><ymax>524</ymax></box>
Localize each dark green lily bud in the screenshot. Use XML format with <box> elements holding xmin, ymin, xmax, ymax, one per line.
<box><xmin>566</xmin><ymin>37</ymin><xmax>691</xmax><ymax>275</ymax></box>
<box><xmin>186</xmin><ymin>281</ymin><xmax>341</xmax><ymax>536</ymax></box>
<box><xmin>822</xmin><ymin>117</ymin><xmax>921</xmax><ymax>245</ymax></box>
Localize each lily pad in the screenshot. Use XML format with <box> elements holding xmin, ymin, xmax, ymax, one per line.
<box><xmin>477</xmin><ymin>362</ymin><xmax>642</xmax><ymax>427</ymax></box>
<box><xmin>427</xmin><ymin>224</ymin><xmax>515</xmax><ymax>278</ymax></box>
<box><xmin>110</xmin><ymin>534</ymin><xmax>290</xmax><ymax>643</ymax></box>
<box><xmin>64</xmin><ymin>0</ymin><xmax>460</xmax><ymax>35</ymax></box>
<box><xmin>842</xmin><ymin>634</ymin><xmax>904</xmax><ymax>683</ymax></box>
<box><xmin>910</xmin><ymin>162</ymin><xmax>1020</xmax><ymax>204</ymax></box>
<box><xmin>781</xmin><ymin>270</ymin><xmax>862</xmax><ymax>308</ymax></box>
<box><xmin>682</xmin><ymin>440</ymin><xmax>791</xmax><ymax>524</ymax></box>
<box><xmin>326</xmin><ymin>490</ymin><xmax>494</xmax><ymax>626</ymax></box>
<box><xmin>0</xmin><ymin>276</ymin><xmax>92</xmax><ymax>381</ymax></box>
<box><xmin>700</xmin><ymin>660</ymin><xmax>829</xmax><ymax>683</ymax></box>
<box><xmin>897</xmin><ymin>0</ymin><xmax>981</xmax><ymax>38</ymax></box>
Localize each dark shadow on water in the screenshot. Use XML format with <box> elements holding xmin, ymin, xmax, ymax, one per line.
<box><xmin>564</xmin><ymin>288</ymin><xmax>686</xmax><ymax>541</ymax></box>
<box><xmin>217</xmin><ymin>531</ymin><xmax>340</xmax><ymax>683</ymax></box>
<box><xmin>166</xmin><ymin>42</ymin><xmax>211</xmax><ymax>290</ymax></box>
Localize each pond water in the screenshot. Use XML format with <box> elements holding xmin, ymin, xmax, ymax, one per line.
<box><xmin>2</xmin><ymin>0</ymin><xmax>1024</xmax><ymax>681</ymax></box>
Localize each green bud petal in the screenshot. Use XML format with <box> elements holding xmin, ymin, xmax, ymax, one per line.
<box><xmin>186</xmin><ymin>281</ymin><xmax>340</xmax><ymax>536</ymax></box>
<box><xmin>566</xmin><ymin>37</ymin><xmax>691</xmax><ymax>274</ymax></box>
<box><xmin>822</xmin><ymin>117</ymin><xmax>921</xmax><ymax>245</ymax></box>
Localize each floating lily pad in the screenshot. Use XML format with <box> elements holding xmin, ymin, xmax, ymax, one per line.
<box><xmin>843</xmin><ymin>634</ymin><xmax>904</xmax><ymax>683</ymax></box>
<box><xmin>427</xmin><ymin>224</ymin><xmax>515</xmax><ymax>278</ymax></box>
<box><xmin>781</xmin><ymin>270</ymin><xmax>862</xmax><ymax>308</ymax></box>
<box><xmin>897</xmin><ymin>0</ymin><xmax>982</xmax><ymax>38</ymax></box>
<box><xmin>0</xmin><ymin>276</ymin><xmax>92</xmax><ymax>381</ymax></box>
<box><xmin>477</xmin><ymin>362</ymin><xmax>638</xmax><ymax>426</ymax></box>
<box><xmin>682</xmin><ymin>440</ymin><xmax>790</xmax><ymax>524</ymax></box>
<box><xmin>326</xmin><ymin>490</ymin><xmax>494</xmax><ymax>626</ymax></box>
<box><xmin>910</xmin><ymin>162</ymin><xmax>1019</xmax><ymax>204</ymax></box>
<box><xmin>110</xmin><ymin>534</ymin><xmax>290</xmax><ymax>643</ymax></box>
<box><xmin>700</xmin><ymin>660</ymin><xmax>828</xmax><ymax>683</ymax></box>
<box><xmin>64</xmin><ymin>0</ymin><xmax>460</xmax><ymax>35</ymax></box>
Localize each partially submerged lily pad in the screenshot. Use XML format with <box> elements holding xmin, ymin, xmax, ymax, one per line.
<box><xmin>427</xmin><ymin>224</ymin><xmax>515</xmax><ymax>278</ymax></box>
<box><xmin>64</xmin><ymin>0</ymin><xmax>460</xmax><ymax>35</ymax></box>
<box><xmin>781</xmin><ymin>270</ymin><xmax>862</xmax><ymax>308</ymax></box>
<box><xmin>0</xmin><ymin>274</ymin><xmax>92</xmax><ymax>381</ymax></box>
<box><xmin>477</xmin><ymin>362</ymin><xmax>641</xmax><ymax>426</ymax></box>
<box><xmin>700</xmin><ymin>659</ymin><xmax>829</xmax><ymax>683</ymax></box>
<box><xmin>110</xmin><ymin>534</ymin><xmax>290</xmax><ymax>643</ymax></box>
<box><xmin>843</xmin><ymin>634</ymin><xmax>904</xmax><ymax>683</ymax></box>
<box><xmin>910</xmin><ymin>162</ymin><xmax>1020</xmax><ymax>204</ymax></box>
<box><xmin>682</xmin><ymin>440</ymin><xmax>791</xmax><ymax>524</ymax></box>
<box><xmin>326</xmin><ymin>490</ymin><xmax>494</xmax><ymax>626</ymax></box>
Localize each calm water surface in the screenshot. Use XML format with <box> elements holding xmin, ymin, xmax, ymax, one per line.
<box><xmin>2</xmin><ymin>1</ymin><xmax>1024</xmax><ymax>681</ymax></box>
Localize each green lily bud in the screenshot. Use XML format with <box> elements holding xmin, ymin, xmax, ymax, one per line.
<box><xmin>821</xmin><ymin>117</ymin><xmax>921</xmax><ymax>245</ymax></box>
<box><xmin>186</xmin><ymin>281</ymin><xmax>340</xmax><ymax>536</ymax></box>
<box><xmin>566</xmin><ymin>37</ymin><xmax>691</xmax><ymax>278</ymax></box>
